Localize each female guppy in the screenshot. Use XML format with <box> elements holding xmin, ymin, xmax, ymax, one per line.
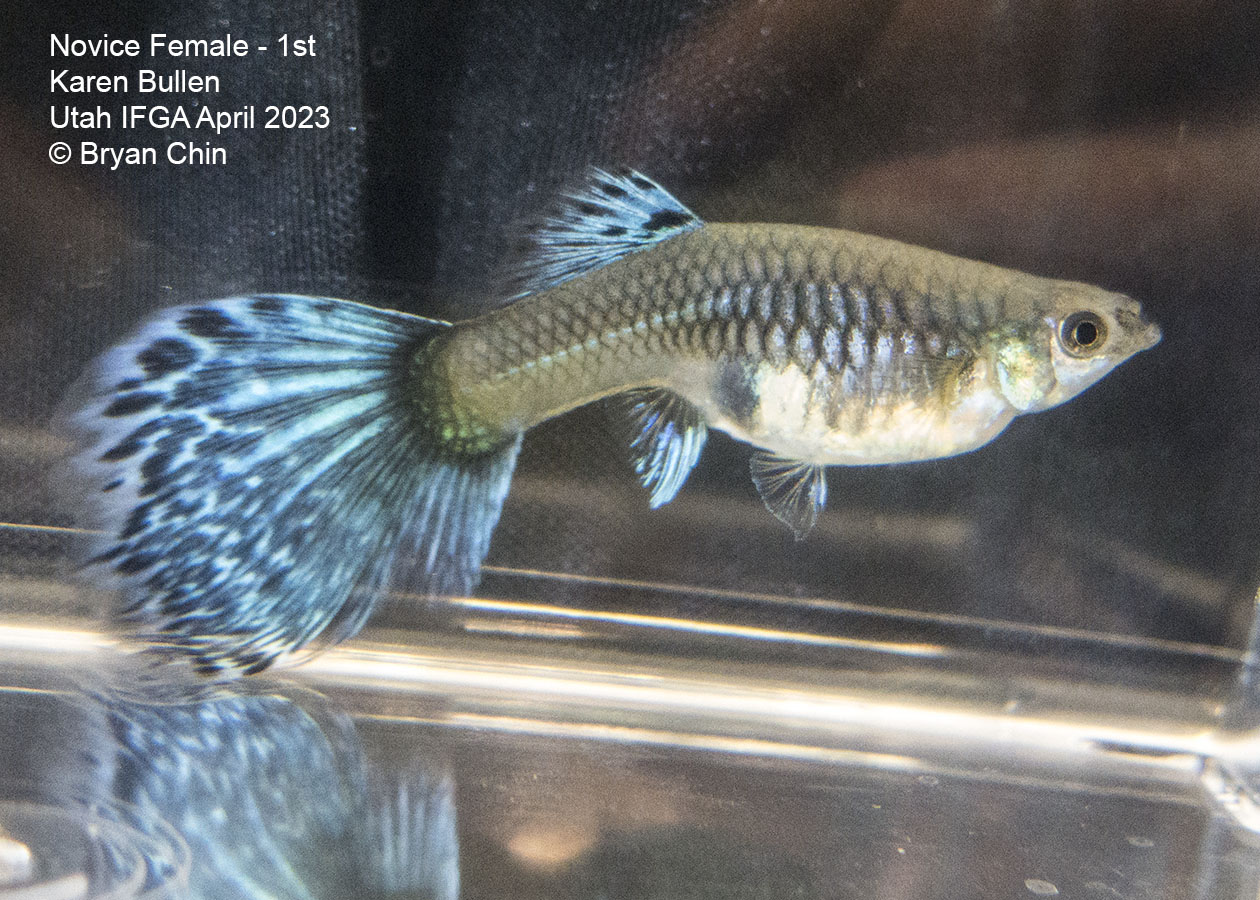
<box><xmin>66</xmin><ymin>169</ymin><xmax>1160</xmax><ymax>673</ymax></box>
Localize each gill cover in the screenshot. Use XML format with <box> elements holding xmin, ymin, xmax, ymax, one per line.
<box><xmin>993</xmin><ymin>326</ymin><xmax>1057</xmax><ymax>412</ymax></box>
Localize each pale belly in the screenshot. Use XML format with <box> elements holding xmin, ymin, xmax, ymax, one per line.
<box><xmin>676</xmin><ymin>361</ymin><xmax>1017</xmax><ymax>466</ymax></box>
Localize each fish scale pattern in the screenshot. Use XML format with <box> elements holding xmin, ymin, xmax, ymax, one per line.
<box><xmin>442</xmin><ymin>222</ymin><xmax>996</xmax><ymax>436</ymax></box>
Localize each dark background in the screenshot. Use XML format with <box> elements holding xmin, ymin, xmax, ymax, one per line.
<box><xmin>3</xmin><ymin>0</ymin><xmax>1260</xmax><ymax>649</ymax></box>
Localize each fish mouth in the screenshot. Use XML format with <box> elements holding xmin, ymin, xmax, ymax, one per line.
<box><xmin>1115</xmin><ymin>300</ymin><xmax>1161</xmax><ymax>351</ymax></box>
<box><xmin>1138</xmin><ymin>316</ymin><xmax>1162</xmax><ymax>351</ymax></box>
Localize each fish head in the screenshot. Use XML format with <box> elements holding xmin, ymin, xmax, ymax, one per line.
<box><xmin>997</xmin><ymin>283</ymin><xmax>1160</xmax><ymax>413</ymax></box>
<box><xmin>1043</xmin><ymin>284</ymin><xmax>1161</xmax><ymax>408</ymax></box>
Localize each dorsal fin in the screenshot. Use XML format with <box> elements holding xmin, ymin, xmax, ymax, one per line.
<box><xmin>503</xmin><ymin>168</ymin><xmax>703</xmax><ymax>298</ymax></box>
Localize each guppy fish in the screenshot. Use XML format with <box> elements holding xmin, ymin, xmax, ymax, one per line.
<box><xmin>65</xmin><ymin>169</ymin><xmax>1160</xmax><ymax>674</ymax></box>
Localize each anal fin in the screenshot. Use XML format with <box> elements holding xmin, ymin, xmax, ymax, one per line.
<box><xmin>609</xmin><ymin>388</ymin><xmax>707</xmax><ymax>509</ymax></box>
<box><xmin>749</xmin><ymin>451</ymin><xmax>827</xmax><ymax>540</ymax></box>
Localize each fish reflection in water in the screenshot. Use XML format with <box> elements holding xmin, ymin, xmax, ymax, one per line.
<box><xmin>32</xmin><ymin>679</ymin><xmax>459</xmax><ymax>900</ymax></box>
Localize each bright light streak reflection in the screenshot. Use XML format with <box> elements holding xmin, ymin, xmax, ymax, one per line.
<box><xmin>439</xmin><ymin>711</ymin><xmax>926</xmax><ymax>770</ymax></box>
<box><xmin>0</xmin><ymin>620</ymin><xmax>1216</xmax><ymax>777</ymax></box>
<box><xmin>0</xmin><ymin>621</ymin><xmax>114</xmax><ymax>654</ymax></box>
<box><xmin>477</xmin><ymin>564</ymin><xmax>1243</xmax><ymax>661</ymax></box>
<box><xmin>449</xmin><ymin>596</ymin><xmax>947</xmax><ymax>657</ymax></box>
<box><xmin>303</xmin><ymin>644</ymin><xmax>1219</xmax><ymax>776</ymax></box>
<box><xmin>0</xmin><ymin>618</ymin><xmax>1245</xmax><ymax>807</ymax></box>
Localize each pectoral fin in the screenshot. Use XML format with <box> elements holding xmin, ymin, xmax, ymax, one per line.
<box><xmin>610</xmin><ymin>388</ymin><xmax>707</xmax><ymax>508</ymax></box>
<box><xmin>749</xmin><ymin>451</ymin><xmax>827</xmax><ymax>540</ymax></box>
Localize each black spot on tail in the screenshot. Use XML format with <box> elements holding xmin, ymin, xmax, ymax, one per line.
<box><xmin>250</xmin><ymin>296</ymin><xmax>286</xmax><ymax>314</ymax></box>
<box><xmin>104</xmin><ymin>392</ymin><xmax>164</xmax><ymax>418</ymax></box>
<box><xmin>240</xmin><ymin>654</ymin><xmax>271</xmax><ymax>676</ymax></box>
<box><xmin>140</xmin><ymin>450</ymin><xmax>176</xmax><ymax>487</ymax></box>
<box><xmin>115</xmin><ymin>552</ymin><xmax>160</xmax><ymax>575</ymax></box>
<box><xmin>120</xmin><ymin>507</ymin><xmax>149</xmax><ymax>540</ymax></box>
<box><xmin>577</xmin><ymin>201</ymin><xmax>614</xmax><ymax>218</ymax></box>
<box><xmin>193</xmin><ymin>658</ymin><xmax>222</xmax><ymax>677</ymax></box>
<box><xmin>180</xmin><ymin>307</ymin><xmax>246</xmax><ymax>340</ymax></box>
<box><xmin>101</xmin><ymin>436</ymin><xmax>144</xmax><ymax>462</ymax></box>
<box><xmin>137</xmin><ymin>338</ymin><xmax>197</xmax><ymax>379</ymax></box>
<box><xmin>644</xmin><ymin>210</ymin><xmax>694</xmax><ymax>233</ymax></box>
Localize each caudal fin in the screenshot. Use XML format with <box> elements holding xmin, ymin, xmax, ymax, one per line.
<box><xmin>61</xmin><ymin>294</ymin><xmax>521</xmax><ymax>675</ymax></box>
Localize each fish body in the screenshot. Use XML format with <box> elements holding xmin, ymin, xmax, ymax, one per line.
<box><xmin>63</xmin><ymin>169</ymin><xmax>1160</xmax><ymax>674</ymax></box>
<box><xmin>437</xmin><ymin>221</ymin><xmax>1156</xmax><ymax>468</ymax></box>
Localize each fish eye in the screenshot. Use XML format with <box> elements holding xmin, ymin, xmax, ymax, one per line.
<box><xmin>1059</xmin><ymin>311</ymin><xmax>1107</xmax><ymax>356</ymax></box>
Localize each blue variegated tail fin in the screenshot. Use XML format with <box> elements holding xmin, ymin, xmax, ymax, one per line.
<box><xmin>61</xmin><ymin>294</ymin><xmax>521</xmax><ymax>676</ymax></box>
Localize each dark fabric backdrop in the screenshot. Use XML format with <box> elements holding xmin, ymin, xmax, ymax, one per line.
<box><xmin>4</xmin><ymin>0</ymin><xmax>1260</xmax><ymax>649</ymax></box>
